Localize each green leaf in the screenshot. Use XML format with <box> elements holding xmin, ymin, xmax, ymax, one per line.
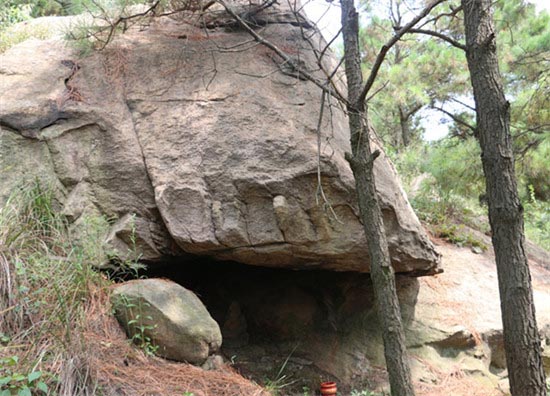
<box><xmin>12</xmin><ymin>374</ymin><xmax>25</xmax><ymax>382</ymax></box>
<box><xmin>18</xmin><ymin>386</ymin><xmax>32</xmax><ymax>396</ymax></box>
<box><xmin>27</xmin><ymin>371</ymin><xmax>41</xmax><ymax>383</ymax></box>
<box><xmin>7</xmin><ymin>356</ymin><xmax>18</xmax><ymax>366</ymax></box>
<box><xmin>0</xmin><ymin>389</ymin><xmax>11</xmax><ymax>396</ymax></box>
<box><xmin>36</xmin><ymin>381</ymin><xmax>48</xmax><ymax>393</ymax></box>
<box><xmin>0</xmin><ymin>377</ymin><xmax>11</xmax><ymax>386</ymax></box>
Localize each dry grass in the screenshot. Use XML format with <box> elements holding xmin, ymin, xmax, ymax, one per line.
<box><xmin>416</xmin><ymin>374</ymin><xmax>504</xmax><ymax>396</ymax></box>
<box><xmin>0</xmin><ymin>183</ymin><xmax>267</xmax><ymax>396</ymax></box>
<box><xmin>412</xmin><ymin>356</ymin><xmax>505</xmax><ymax>396</ymax></box>
<box><xmin>82</xmin><ymin>285</ymin><xmax>268</xmax><ymax>396</ymax></box>
<box><xmin>1</xmin><ymin>264</ymin><xmax>267</xmax><ymax>396</ymax></box>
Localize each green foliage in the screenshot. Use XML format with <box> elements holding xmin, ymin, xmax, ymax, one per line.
<box><xmin>359</xmin><ymin>0</ymin><xmax>469</xmax><ymax>148</ymax></box>
<box><xmin>495</xmin><ymin>2</ymin><xmax>550</xmax><ymax>169</ymax></box>
<box><xmin>0</xmin><ymin>0</ymin><xmax>83</xmax><ymax>20</ymax></box>
<box><xmin>0</xmin><ymin>0</ymin><xmax>70</xmax><ymax>52</ymax></box>
<box><xmin>263</xmin><ymin>371</ymin><xmax>294</xmax><ymax>395</ymax></box>
<box><xmin>521</xmin><ymin>140</ymin><xmax>550</xmax><ymax>201</ymax></box>
<box><xmin>0</xmin><ymin>2</ymin><xmax>32</xmax><ymax>26</ymax></box>
<box><xmin>0</xmin><ymin>356</ymin><xmax>49</xmax><ymax>396</ymax></box>
<box><xmin>422</xmin><ymin>139</ymin><xmax>484</xmax><ymax>198</ymax></box>
<box><xmin>391</xmin><ymin>138</ymin><xmax>484</xmax><ymax>209</ymax></box>
<box><xmin>263</xmin><ymin>349</ymin><xmax>297</xmax><ymax>395</ymax></box>
<box><xmin>523</xmin><ymin>186</ymin><xmax>550</xmax><ymax>251</ymax></box>
<box><xmin>0</xmin><ymin>181</ymin><xmax>160</xmax><ymax>394</ymax></box>
<box><xmin>113</xmin><ymin>295</ymin><xmax>159</xmax><ymax>355</ymax></box>
<box><xmin>0</xmin><ymin>0</ymin><xmax>151</xmax><ymax>54</ymax></box>
<box><xmin>0</xmin><ymin>12</ymin><xmax>55</xmax><ymax>52</ymax></box>
<box><xmin>360</xmin><ymin>0</ymin><xmax>550</xmax><ymax>254</ymax></box>
<box><xmin>409</xmin><ymin>187</ymin><xmax>489</xmax><ymax>250</ymax></box>
<box><xmin>432</xmin><ymin>223</ymin><xmax>487</xmax><ymax>251</ymax></box>
<box><xmin>129</xmin><ymin>314</ymin><xmax>158</xmax><ymax>355</ymax></box>
<box><xmin>393</xmin><ymin>138</ymin><xmax>549</xmax><ymax>251</ymax></box>
<box><xmin>0</xmin><ymin>1</ymin><xmax>34</xmax><ymax>52</ymax></box>
<box><xmin>0</xmin><ymin>181</ymin><xmax>111</xmax><ymax>394</ymax></box>
<box><xmin>64</xmin><ymin>0</ymin><xmax>162</xmax><ymax>53</ymax></box>
<box><xmin>392</xmin><ymin>140</ymin><xmax>488</xmax><ymax>246</ymax></box>
<box><xmin>360</xmin><ymin>0</ymin><xmax>550</xmax><ymax>160</ymax></box>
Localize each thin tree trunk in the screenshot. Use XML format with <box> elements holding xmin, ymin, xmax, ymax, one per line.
<box><xmin>461</xmin><ymin>0</ymin><xmax>546</xmax><ymax>395</ymax></box>
<box><xmin>398</xmin><ymin>106</ymin><xmax>411</xmax><ymax>147</ymax></box>
<box><xmin>340</xmin><ymin>0</ymin><xmax>415</xmax><ymax>395</ymax></box>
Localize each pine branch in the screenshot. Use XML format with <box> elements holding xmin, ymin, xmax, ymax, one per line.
<box><xmin>359</xmin><ymin>0</ymin><xmax>447</xmax><ymax>104</ymax></box>
<box><xmin>408</xmin><ymin>28</ymin><xmax>466</xmax><ymax>51</ymax></box>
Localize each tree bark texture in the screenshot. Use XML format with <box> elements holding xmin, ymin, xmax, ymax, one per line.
<box><xmin>461</xmin><ymin>0</ymin><xmax>547</xmax><ymax>394</ymax></box>
<box><xmin>340</xmin><ymin>0</ymin><xmax>415</xmax><ymax>395</ymax></box>
<box><xmin>398</xmin><ymin>105</ymin><xmax>411</xmax><ymax>147</ymax></box>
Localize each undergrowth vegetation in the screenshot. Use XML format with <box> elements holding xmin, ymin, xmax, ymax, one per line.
<box><xmin>0</xmin><ymin>0</ymin><xmax>69</xmax><ymax>53</ymax></box>
<box><xmin>0</xmin><ymin>183</ymin><xmax>110</xmax><ymax>395</ymax></box>
<box><xmin>0</xmin><ymin>182</ymin><xmax>268</xmax><ymax>396</ymax></box>
<box><xmin>391</xmin><ymin>138</ymin><xmax>550</xmax><ymax>251</ymax></box>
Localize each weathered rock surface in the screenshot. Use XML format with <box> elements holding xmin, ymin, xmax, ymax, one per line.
<box><xmin>406</xmin><ymin>242</ymin><xmax>550</xmax><ymax>394</ymax></box>
<box><xmin>111</xmin><ymin>278</ymin><xmax>222</xmax><ymax>364</ymax></box>
<box><xmin>158</xmin><ymin>240</ymin><xmax>550</xmax><ymax>394</ymax></box>
<box><xmin>0</xmin><ymin>12</ymin><xmax>439</xmax><ymax>273</ymax></box>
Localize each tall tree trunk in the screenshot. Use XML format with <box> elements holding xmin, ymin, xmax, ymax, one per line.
<box><xmin>461</xmin><ymin>1</ymin><xmax>547</xmax><ymax>395</ymax></box>
<box><xmin>340</xmin><ymin>0</ymin><xmax>415</xmax><ymax>395</ymax></box>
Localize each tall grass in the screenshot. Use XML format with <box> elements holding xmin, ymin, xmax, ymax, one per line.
<box><xmin>0</xmin><ymin>182</ymin><xmax>111</xmax><ymax>395</ymax></box>
<box><xmin>0</xmin><ymin>182</ymin><xmax>270</xmax><ymax>396</ymax></box>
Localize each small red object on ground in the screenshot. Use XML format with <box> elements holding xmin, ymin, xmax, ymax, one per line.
<box><xmin>320</xmin><ymin>381</ymin><xmax>337</xmax><ymax>396</ymax></box>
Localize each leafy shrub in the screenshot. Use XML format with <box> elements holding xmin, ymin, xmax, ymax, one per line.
<box><xmin>0</xmin><ymin>0</ymin><xmax>69</xmax><ymax>20</ymax></box>
<box><xmin>0</xmin><ymin>356</ymin><xmax>48</xmax><ymax>396</ymax></box>
<box><xmin>0</xmin><ymin>2</ymin><xmax>32</xmax><ymax>26</ymax></box>
<box><xmin>419</xmin><ymin>138</ymin><xmax>484</xmax><ymax>199</ymax></box>
<box><xmin>393</xmin><ymin>138</ymin><xmax>550</xmax><ymax>252</ymax></box>
<box><xmin>390</xmin><ymin>139</ymin><xmax>487</xmax><ymax>249</ymax></box>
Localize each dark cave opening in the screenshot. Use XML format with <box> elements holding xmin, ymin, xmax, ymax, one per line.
<box><xmin>141</xmin><ymin>256</ymin><xmax>376</xmax><ymax>345</ymax></box>
<box><xmin>132</xmin><ymin>255</ymin><xmax>419</xmax><ymax>393</ymax></box>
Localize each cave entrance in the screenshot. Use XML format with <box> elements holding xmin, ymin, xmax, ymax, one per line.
<box><xmin>141</xmin><ymin>256</ymin><xmax>417</xmax><ymax>393</ymax></box>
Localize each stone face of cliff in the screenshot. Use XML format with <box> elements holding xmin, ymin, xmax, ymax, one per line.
<box><xmin>0</xmin><ymin>15</ymin><xmax>440</xmax><ymax>273</ymax></box>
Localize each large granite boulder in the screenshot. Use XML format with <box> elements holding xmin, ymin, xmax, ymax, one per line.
<box><xmin>0</xmin><ymin>9</ymin><xmax>439</xmax><ymax>273</ymax></box>
<box><xmin>111</xmin><ymin>278</ymin><xmax>222</xmax><ymax>364</ymax></box>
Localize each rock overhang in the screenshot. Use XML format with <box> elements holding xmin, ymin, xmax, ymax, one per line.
<box><xmin>0</xmin><ymin>10</ymin><xmax>441</xmax><ymax>275</ymax></box>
